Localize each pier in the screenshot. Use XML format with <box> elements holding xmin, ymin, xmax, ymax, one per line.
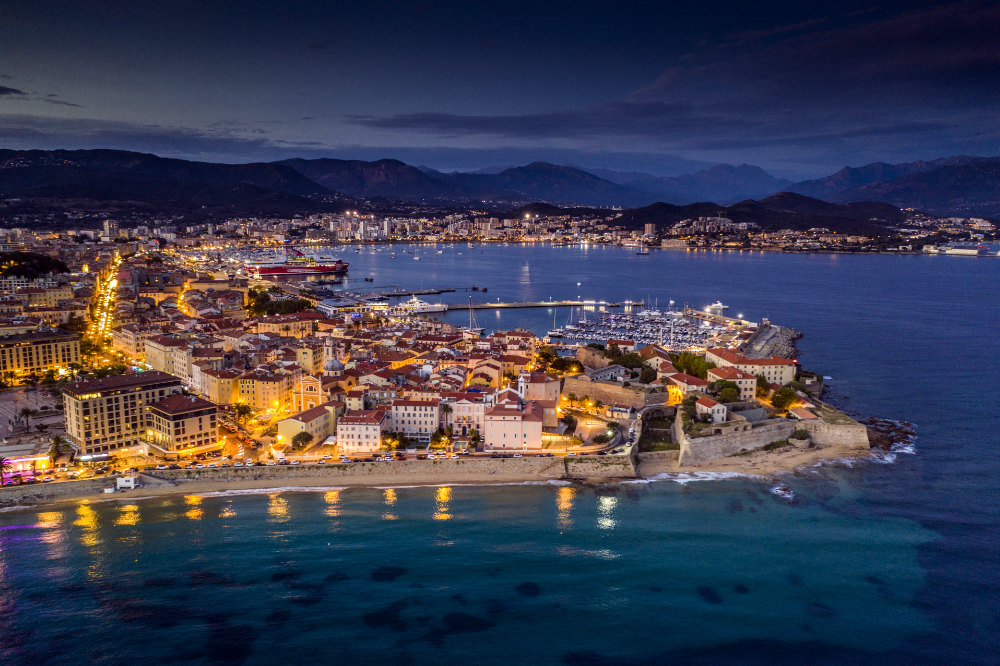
<box><xmin>446</xmin><ymin>300</ymin><xmax>636</xmax><ymax>311</ymax></box>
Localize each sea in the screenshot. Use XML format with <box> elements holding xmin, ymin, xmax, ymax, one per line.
<box><xmin>2</xmin><ymin>244</ymin><xmax>998</xmax><ymax>664</ymax></box>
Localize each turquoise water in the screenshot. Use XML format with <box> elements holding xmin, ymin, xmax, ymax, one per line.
<box><xmin>2</xmin><ymin>246</ymin><xmax>999</xmax><ymax>663</ymax></box>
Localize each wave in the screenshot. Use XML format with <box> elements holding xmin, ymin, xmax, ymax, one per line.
<box><xmin>193</xmin><ymin>486</ymin><xmax>348</xmax><ymax>498</ymax></box>
<box><xmin>373</xmin><ymin>479</ymin><xmax>573</xmax><ymax>490</ymax></box>
<box><xmin>770</xmin><ymin>483</ymin><xmax>796</xmax><ymax>503</ymax></box>
<box><xmin>633</xmin><ymin>471</ymin><xmax>767</xmax><ymax>485</ymax></box>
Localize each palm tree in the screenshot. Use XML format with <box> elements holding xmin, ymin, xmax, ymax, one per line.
<box><xmin>49</xmin><ymin>435</ymin><xmax>66</xmax><ymax>463</ymax></box>
<box><xmin>19</xmin><ymin>407</ymin><xmax>32</xmax><ymax>430</ymax></box>
<box><xmin>0</xmin><ymin>457</ymin><xmax>10</xmax><ymax>486</ymax></box>
<box><xmin>440</xmin><ymin>403</ymin><xmax>452</xmax><ymax>427</ymax></box>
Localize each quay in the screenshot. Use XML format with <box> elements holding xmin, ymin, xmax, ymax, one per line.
<box><xmin>446</xmin><ymin>300</ymin><xmax>636</xmax><ymax>311</ymax></box>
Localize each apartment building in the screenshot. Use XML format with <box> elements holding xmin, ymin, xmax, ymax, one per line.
<box><xmin>62</xmin><ymin>371</ymin><xmax>183</xmax><ymax>455</ymax></box>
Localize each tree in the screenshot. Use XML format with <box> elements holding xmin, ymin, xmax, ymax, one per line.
<box><xmin>291</xmin><ymin>432</ymin><xmax>314</xmax><ymax>450</ymax></box>
<box><xmin>566</xmin><ymin>392</ymin><xmax>578</xmax><ymax>405</ymax></box>
<box><xmin>639</xmin><ymin>366</ymin><xmax>657</xmax><ymax>384</ymax></box>
<box><xmin>440</xmin><ymin>403</ymin><xmax>453</xmax><ymax>421</ymax></box>
<box><xmin>19</xmin><ymin>407</ymin><xmax>32</xmax><ymax>430</ymax></box>
<box><xmin>756</xmin><ymin>374</ymin><xmax>770</xmax><ymax>397</ymax></box>
<box><xmin>234</xmin><ymin>403</ymin><xmax>253</xmax><ymax>423</ymax></box>
<box><xmin>468</xmin><ymin>429</ymin><xmax>481</xmax><ymax>448</ymax></box>
<box><xmin>718</xmin><ymin>387</ymin><xmax>740</xmax><ymax>403</ymax></box>
<box><xmin>770</xmin><ymin>386</ymin><xmax>797</xmax><ymax>410</ymax></box>
<box><xmin>0</xmin><ymin>457</ymin><xmax>10</xmax><ymax>486</ymax></box>
<box><xmin>430</xmin><ymin>429</ymin><xmax>449</xmax><ymax>450</ymax></box>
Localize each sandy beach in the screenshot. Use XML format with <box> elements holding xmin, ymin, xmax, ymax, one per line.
<box><xmin>0</xmin><ymin>440</ymin><xmax>886</xmax><ymax>513</ymax></box>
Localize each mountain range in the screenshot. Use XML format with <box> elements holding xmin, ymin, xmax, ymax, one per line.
<box><xmin>1</xmin><ymin>148</ymin><xmax>998</xmax><ymax>220</ymax></box>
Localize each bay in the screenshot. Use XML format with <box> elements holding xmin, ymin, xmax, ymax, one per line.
<box><xmin>1</xmin><ymin>244</ymin><xmax>998</xmax><ymax>664</ymax></box>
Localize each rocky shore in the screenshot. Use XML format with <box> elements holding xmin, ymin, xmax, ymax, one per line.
<box><xmin>860</xmin><ymin>417</ymin><xmax>916</xmax><ymax>450</ymax></box>
<box><xmin>742</xmin><ymin>323</ymin><xmax>802</xmax><ymax>359</ymax></box>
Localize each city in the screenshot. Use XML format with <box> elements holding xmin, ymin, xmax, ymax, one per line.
<box><xmin>0</xmin><ymin>228</ymin><xmax>875</xmax><ymax>494</ymax></box>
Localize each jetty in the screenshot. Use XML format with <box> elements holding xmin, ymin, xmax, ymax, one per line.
<box><xmin>446</xmin><ymin>300</ymin><xmax>634</xmax><ymax>311</ymax></box>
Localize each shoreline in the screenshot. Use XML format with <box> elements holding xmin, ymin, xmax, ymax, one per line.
<box><xmin>0</xmin><ymin>441</ymin><xmax>905</xmax><ymax>514</ymax></box>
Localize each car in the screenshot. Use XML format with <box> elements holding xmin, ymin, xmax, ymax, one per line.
<box><xmin>57</xmin><ymin>467</ymin><xmax>68</xmax><ymax>473</ymax></box>
<box><xmin>567</xmin><ymin>452</ymin><xmax>578</xmax><ymax>456</ymax></box>
<box><xmin>68</xmin><ymin>472</ymin><xmax>80</xmax><ymax>479</ymax></box>
<box><xmin>169</xmin><ymin>464</ymin><xmax>181</xmax><ymax>470</ymax></box>
<box><xmin>426</xmin><ymin>454</ymin><xmax>435</xmax><ymax>460</ymax></box>
<box><xmin>207</xmin><ymin>463</ymin><xmax>218</xmax><ymax>468</ymax></box>
<box><xmin>512</xmin><ymin>454</ymin><xmax>522</xmax><ymax>458</ymax></box>
<box><xmin>598</xmin><ymin>451</ymin><xmax>608</xmax><ymax>455</ymax></box>
<box><xmin>545</xmin><ymin>453</ymin><xmax>554</xmax><ymax>457</ymax></box>
<box><xmin>363</xmin><ymin>457</ymin><xmax>374</xmax><ymax>463</ymax></box>
<box><xmin>233</xmin><ymin>462</ymin><xmax>243</xmax><ymax>467</ymax></box>
<box><xmin>155</xmin><ymin>464</ymin><xmax>168</xmax><ymax>470</ymax></box>
<box><xmin>317</xmin><ymin>460</ymin><xmax>326</xmax><ymax>465</ymax></box>
<box><xmin>450</xmin><ymin>454</ymin><xmax>459</xmax><ymax>459</ymax></box>
<box><xmin>290</xmin><ymin>460</ymin><xmax>300</xmax><ymax>465</ymax></box>
<box><xmin>417</xmin><ymin>455</ymin><xmax>427</xmax><ymax>460</ymax></box>
<box><xmin>195</xmin><ymin>464</ymin><xmax>205</xmax><ymax>469</ymax></box>
<box><xmin>41</xmin><ymin>476</ymin><xmax>54</xmax><ymax>483</ymax></box>
<box><xmin>266</xmin><ymin>461</ymin><xmax>276</xmax><ymax>466</ymax></box>
<box><xmin>581</xmin><ymin>452</ymin><xmax>590</xmax><ymax>456</ymax></box>
<box><xmin>396</xmin><ymin>455</ymin><xmax>406</xmax><ymax>461</ymax></box>
<box><xmin>321</xmin><ymin>455</ymin><xmax>332</xmax><ymax>460</ymax></box>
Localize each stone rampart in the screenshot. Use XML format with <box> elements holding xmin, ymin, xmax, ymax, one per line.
<box><xmin>563</xmin><ymin>454</ymin><xmax>637</xmax><ymax>480</ymax></box>
<box><xmin>677</xmin><ymin>418</ymin><xmax>796</xmax><ymax>466</ymax></box>
<box><xmin>575</xmin><ymin>346</ymin><xmax>612</xmax><ymax>369</ymax></box>
<box><xmin>562</xmin><ymin>376</ymin><xmax>667</xmax><ymax>410</ymax></box>
<box><xmin>675</xmin><ymin>413</ymin><xmax>870</xmax><ymax>466</ymax></box>
<box><xmin>0</xmin><ymin>478</ymin><xmax>113</xmax><ymax>507</ymax></box>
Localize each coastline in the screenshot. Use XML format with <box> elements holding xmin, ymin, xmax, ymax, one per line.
<box><xmin>0</xmin><ymin>439</ymin><xmax>899</xmax><ymax>513</ymax></box>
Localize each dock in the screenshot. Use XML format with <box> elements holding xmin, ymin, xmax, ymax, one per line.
<box><xmin>446</xmin><ymin>300</ymin><xmax>636</xmax><ymax>311</ymax></box>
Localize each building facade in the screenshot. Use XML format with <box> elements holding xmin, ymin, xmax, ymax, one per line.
<box><xmin>62</xmin><ymin>371</ymin><xmax>183</xmax><ymax>455</ymax></box>
<box><xmin>0</xmin><ymin>328</ymin><xmax>80</xmax><ymax>380</ymax></box>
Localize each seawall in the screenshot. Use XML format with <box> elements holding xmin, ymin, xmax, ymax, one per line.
<box><xmin>0</xmin><ymin>455</ymin><xmax>640</xmax><ymax>507</ymax></box>
<box><xmin>676</xmin><ymin>415</ymin><xmax>869</xmax><ymax>466</ymax></box>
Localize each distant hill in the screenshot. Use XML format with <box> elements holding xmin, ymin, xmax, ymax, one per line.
<box><xmin>815</xmin><ymin>158</ymin><xmax>1000</xmax><ymax>217</ymax></box>
<box><xmin>614</xmin><ymin>193</ymin><xmax>904</xmax><ymax>235</ymax></box>
<box><xmin>0</xmin><ymin>149</ymin><xmax>328</xmax><ymax>197</ymax></box>
<box><xmin>787</xmin><ymin>156</ymin><xmax>979</xmax><ymax>201</ymax></box>
<box><xmin>447</xmin><ymin>162</ymin><xmax>653</xmax><ymax>207</ymax></box>
<box><xmin>625</xmin><ymin>164</ymin><xmax>791</xmax><ymax>204</ymax></box>
<box><xmin>279</xmin><ymin>158</ymin><xmax>499</xmax><ymax>200</ymax></box>
<box><xmin>0</xmin><ymin>149</ymin><xmax>336</xmax><ymax>219</ymax></box>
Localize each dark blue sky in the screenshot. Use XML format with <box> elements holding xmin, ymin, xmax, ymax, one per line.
<box><xmin>1</xmin><ymin>1</ymin><xmax>997</xmax><ymax>178</ymax></box>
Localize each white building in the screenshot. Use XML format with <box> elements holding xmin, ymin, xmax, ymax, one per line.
<box><xmin>336</xmin><ymin>410</ymin><xmax>386</xmax><ymax>453</ymax></box>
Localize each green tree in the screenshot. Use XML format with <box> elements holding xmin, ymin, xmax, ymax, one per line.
<box><xmin>756</xmin><ymin>374</ymin><xmax>770</xmax><ymax>397</ymax></box>
<box><xmin>718</xmin><ymin>387</ymin><xmax>740</xmax><ymax>403</ymax></box>
<box><xmin>770</xmin><ymin>386</ymin><xmax>797</xmax><ymax>410</ymax></box>
<box><xmin>234</xmin><ymin>403</ymin><xmax>253</xmax><ymax>423</ymax></box>
<box><xmin>639</xmin><ymin>366</ymin><xmax>657</xmax><ymax>383</ymax></box>
<box><xmin>291</xmin><ymin>432</ymin><xmax>314</xmax><ymax>450</ymax></box>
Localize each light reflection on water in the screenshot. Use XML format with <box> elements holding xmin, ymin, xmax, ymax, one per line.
<box><xmin>268</xmin><ymin>494</ymin><xmax>289</xmax><ymax>522</ymax></box>
<box><xmin>218</xmin><ymin>500</ymin><xmax>236</xmax><ymax>519</ymax></box>
<box><xmin>115</xmin><ymin>504</ymin><xmax>141</xmax><ymax>527</ymax></box>
<box><xmin>183</xmin><ymin>495</ymin><xmax>203</xmax><ymax>521</ymax></box>
<box><xmin>382</xmin><ymin>488</ymin><xmax>397</xmax><ymax>521</ymax></box>
<box><xmin>597</xmin><ymin>495</ymin><xmax>617</xmax><ymax>530</ymax></box>
<box><xmin>433</xmin><ymin>486</ymin><xmax>452</xmax><ymax>521</ymax></box>
<box><xmin>556</xmin><ymin>486</ymin><xmax>576</xmax><ymax>529</ymax></box>
<box><xmin>324</xmin><ymin>490</ymin><xmax>341</xmax><ymax>519</ymax></box>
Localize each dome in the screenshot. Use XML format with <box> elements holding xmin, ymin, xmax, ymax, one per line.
<box><xmin>324</xmin><ymin>358</ymin><xmax>344</xmax><ymax>372</ymax></box>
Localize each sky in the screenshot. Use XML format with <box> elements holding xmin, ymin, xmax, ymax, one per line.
<box><xmin>1</xmin><ymin>0</ymin><xmax>998</xmax><ymax>179</ymax></box>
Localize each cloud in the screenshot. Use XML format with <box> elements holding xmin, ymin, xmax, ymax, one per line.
<box><xmin>41</xmin><ymin>97</ymin><xmax>82</xmax><ymax>108</ymax></box>
<box><xmin>0</xmin><ymin>86</ymin><xmax>27</xmax><ymax>96</ymax></box>
<box><xmin>345</xmin><ymin>1</ymin><xmax>1000</xmax><ymax>175</ymax></box>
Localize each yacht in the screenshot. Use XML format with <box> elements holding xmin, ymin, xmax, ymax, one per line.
<box><xmin>390</xmin><ymin>295</ymin><xmax>448</xmax><ymax>315</ymax></box>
